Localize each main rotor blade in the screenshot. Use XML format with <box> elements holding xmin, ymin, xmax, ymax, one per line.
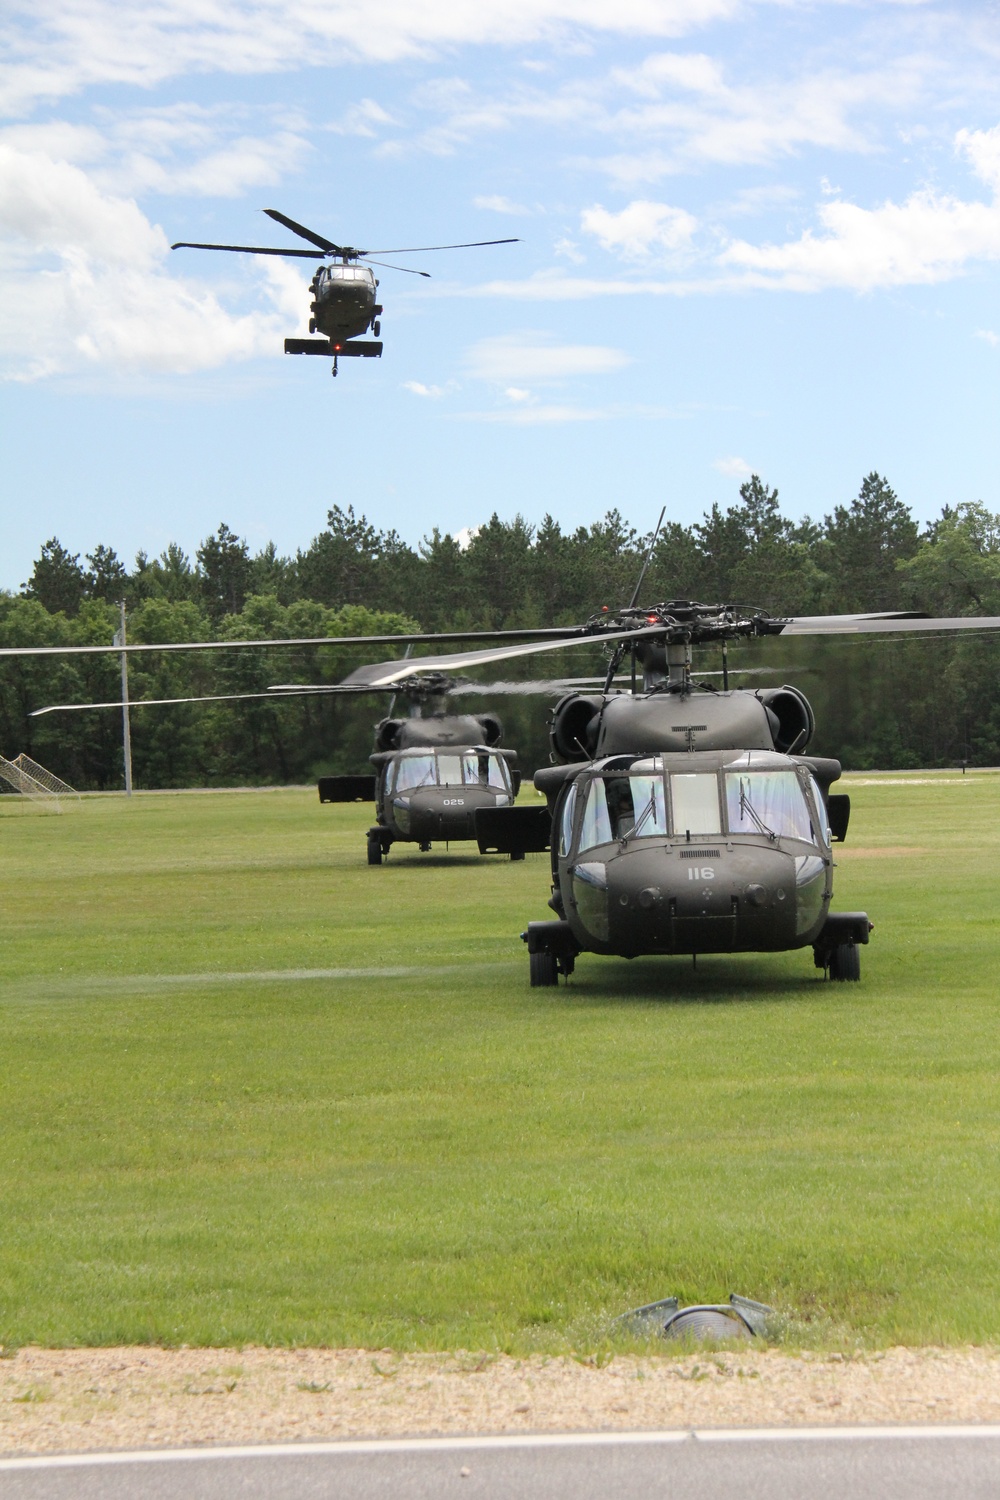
<box><xmin>361</xmin><ymin>239</ymin><xmax>520</xmax><ymax>254</ymax></box>
<box><xmin>0</xmin><ymin>627</ymin><xmax>581</xmax><ymax>661</ymax></box>
<box><xmin>263</xmin><ymin>208</ymin><xmax>342</xmax><ymax>254</ymax></box>
<box><xmin>31</xmin><ymin>690</ymin><xmax>293</xmax><ymax>717</ymax></box>
<box><xmin>362</xmin><ymin>259</ymin><xmax>431</xmax><ymax>277</ymax></box>
<box><xmin>776</xmin><ymin>613</ymin><xmax>1000</xmax><ymax>637</ymax></box>
<box><xmin>342</xmin><ymin>626</ymin><xmax>663</xmax><ymax>688</ymax></box>
<box><xmin>171</xmin><ymin>241</ymin><xmax>321</xmax><ymax>259</ymax></box>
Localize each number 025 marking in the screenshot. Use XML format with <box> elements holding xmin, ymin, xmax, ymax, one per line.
<box><xmin>687</xmin><ymin>867</ymin><xmax>716</xmax><ymax>880</ymax></box>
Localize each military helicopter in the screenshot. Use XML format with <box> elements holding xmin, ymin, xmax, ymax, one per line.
<box><xmin>325</xmin><ymin>592</ymin><xmax>1000</xmax><ymax>986</ymax></box>
<box><xmin>307</xmin><ymin>669</ymin><xmax>525</xmax><ymax>863</ymax></box>
<box><xmin>171</xmin><ymin>208</ymin><xmax>518</xmax><ymax>376</ymax></box>
<box><xmin>16</xmin><ymin>588</ymin><xmax>1000</xmax><ymax>987</ymax></box>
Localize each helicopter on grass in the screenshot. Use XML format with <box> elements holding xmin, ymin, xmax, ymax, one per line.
<box><xmin>308</xmin><ymin>670</ymin><xmax>525</xmax><ymax>864</ymax></box>
<box><xmin>17</xmin><ymin>579</ymin><xmax>1000</xmax><ymax>986</ymax></box>
<box><xmin>171</xmin><ymin>209</ymin><xmax>518</xmax><ymax>376</ymax></box>
<box><xmin>328</xmin><ymin>585</ymin><xmax>1000</xmax><ymax>986</ymax></box>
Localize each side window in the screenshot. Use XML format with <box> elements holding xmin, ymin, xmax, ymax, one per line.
<box><xmin>578</xmin><ymin>777</ymin><xmax>613</xmax><ymax>851</ymax></box>
<box><xmin>559</xmin><ymin>782</ymin><xmax>578</xmax><ymax>856</ymax></box>
<box><xmin>808</xmin><ymin>774</ymin><xmax>831</xmax><ymax>845</ymax></box>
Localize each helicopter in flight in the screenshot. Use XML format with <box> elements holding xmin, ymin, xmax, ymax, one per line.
<box><xmin>171</xmin><ymin>208</ymin><xmax>519</xmax><ymax>376</ymax></box>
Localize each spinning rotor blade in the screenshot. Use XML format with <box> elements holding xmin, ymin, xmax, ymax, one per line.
<box><xmin>361</xmin><ymin>239</ymin><xmax>520</xmax><ymax>254</ymax></box>
<box><xmin>262</xmin><ymin>208</ymin><xmax>343</xmax><ymax>253</ymax></box>
<box><xmin>362</xmin><ymin>260</ymin><xmax>432</xmax><ymax>277</ymax></box>
<box><xmin>31</xmin><ymin>690</ymin><xmax>294</xmax><ymax>717</ymax></box>
<box><xmin>171</xmin><ymin>242</ymin><xmax>321</xmax><ymax>258</ymax></box>
<box><xmin>342</xmin><ymin>625</ymin><xmax>664</xmax><ymax>689</ymax></box>
<box><xmin>0</xmin><ymin>626</ymin><xmax>578</xmax><ymax>661</ymax></box>
<box><xmin>775</xmin><ymin>613</ymin><xmax>1000</xmax><ymax>637</ymax></box>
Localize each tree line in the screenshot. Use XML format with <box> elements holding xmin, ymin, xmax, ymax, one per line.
<box><xmin>3</xmin><ymin>472</ymin><xmax>999</xmax><ymax>789</ymax></box>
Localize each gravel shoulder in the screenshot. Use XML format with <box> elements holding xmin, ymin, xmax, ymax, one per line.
<box><xmin>3</xmin><ymin>1347</ymin><xmax>1000</xmax><ymax>1454</ymax></box>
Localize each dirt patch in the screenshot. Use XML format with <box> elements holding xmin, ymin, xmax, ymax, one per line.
<box><xmin>3</xmin><ymin>1347</ymin><xmax>1000</xmax><ymax>1453</ymax></box>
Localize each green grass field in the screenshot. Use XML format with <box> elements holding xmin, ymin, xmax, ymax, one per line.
<box><xmin>1</xmin><ymin>774</ymin><xmax>999</xmax><ymax>1351</ymax></box>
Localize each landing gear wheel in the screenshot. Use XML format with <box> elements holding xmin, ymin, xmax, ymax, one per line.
<box><xmin>510</xmin><ymin>850</ymin><xmax>525</xmax><ymax>861</ymax></box>
<box><xmin>367</xmin><ymin>832</ymin><xmax>383</xmax><ymax>866</ymax></box>
<box><xmin>529</xmin><ymin>950</ymin><xmax>559</xmax><ymax>987</ymax></box>
<box><xmin>828</xmin><ymin>942</ymin><xmax>860</xmax><ymax>981</ymax></box>
<box><xmin>372</xmin><ymin>320</ymin><xmax>381</xmax><ymax>337</ymax></box>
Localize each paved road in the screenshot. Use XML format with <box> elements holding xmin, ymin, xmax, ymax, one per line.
<box><xmin>4</xmin><ymin>1427</ymin><xmax>1000</xmax><ymax>1499</ymax></box>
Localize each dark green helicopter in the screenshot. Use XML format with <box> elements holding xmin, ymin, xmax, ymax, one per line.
<box><xmin>327</xmin><ymin>589</ymin><xmax>1000</xmax><ymax>986</ymax></box>
<box><xmin>300</xmin><ymin>623</ymin><xmax>677</xmax><ymax>864</ymax></box>
<box><xmin>19</xmin><ymin>585</ymin><xmax>1000</xmax><ymax>986</ymax></box>
<box><xmin>171</xmin><ymin>208</ymin><xmax>518</xmax><ymax>376</ymax></box>
<box><xmin>308</xmin><ymin>670</ymin><xmax>524</xmax><ymax>864</ymax></box>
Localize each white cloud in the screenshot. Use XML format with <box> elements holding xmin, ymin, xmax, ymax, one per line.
<box><xmin>581</xmin><ymin>198</ymin><xmax>697</xmax><ymax>258</ymax></box>
<box><xmin>957</xmin><ymin>123</ymin><xmax>1000</xmax><ymax>193</ymax></box>
<box><xmin>0</xmin><ymin>106</ymin><xmax>311</xmax><ymax>198</ymax></box>
<box><xmin>976</xmin><ymin>329</ymin><xmax>999</xmax><ymax>347</ymax></box>
<box><xmin>327</xmin><ymin>99</ymin><xmax>395</xmax><ymax>137</ymax></box>
<box><xmin>462</xmin><ymin>271</ymin><xmax>696</xmax><ymax>299</ymax></box>
<box><xmin>0</xmin><ymin>0</ymin><xmax>740</xmax><ymax>114</ymax></box>
<box><xmin>403</xmin><ymin>379</ymin><xmax>453</xmax><ymax>396</ymax></box>
<box><xmin>602</xmin><ymin>51</ymin><xmax>909</xmax><ymax>172</ymax></box>
<box><xmin>0</xmin><ymin>145</ymin><xmax>293</xmax><ymax>380</ymax></box>
<box><xmin>453</xmin><ymin>525</ymin><xmax>480</xmax><ymax>549</ymax></box>
<box><xmin>713</xmin><ymin>455</ymin><xmax>752</xmax><ymax>478</ymax></box>
<box><xmin>719</xmin><ymin>185</ymin><xmax>1000</xmax><ymax>292</ymax></box>
<box><xmin>553</xmin><ymin>236</ymin><xmax>585</xmax><ymax>263</ymax></box>
<box><xmin>474</xmin><ymin>194</ymin><xmax>531</xmax><ymax>215</ymax></box>
<box><xmin>505</xmin><ymin>386</ymin><xmax>532</xmax><ymax>401</ymax></box>
<box><xmin>464</xmin><ymin>330</ymin><xmax>631</xmax><ymax>380</ymax></box>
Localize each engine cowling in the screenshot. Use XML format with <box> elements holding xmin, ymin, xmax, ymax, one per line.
<box><xmin>550</xmin><ymin>693</ymin><xmax>603</xmax><ymax>762</ymax></box>
<box><xmin>474</xmin><ymin>713</ymin><xmax>503</xmax><ymax>747</ymax></box>
<box><xmin>756</xmin><ymin>686</ymin><xmax>815</xmax><ymax>754</ymax></box>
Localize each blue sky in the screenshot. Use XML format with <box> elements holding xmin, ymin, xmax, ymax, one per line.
<box><xmin>3</xmin><ymin>0</ymin><xmax>1000</xmax><ymax>589</ymax></box>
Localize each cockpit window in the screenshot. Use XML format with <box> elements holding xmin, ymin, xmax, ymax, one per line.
<box><xmin>463</xmin><ymin>752</ymin><xmax>510</xmax><ymax>790</ymax></box>
<box><xmin>670</xmin><ymin>773</ymin><xmax>722</xmax><ymax>836</ymax></box>
<box><xmin>436</xmin><ymin>753</ymin><xmax>465</xmax><ymax>787</ymax></box>
<box><xmin>725</xmin><ymin>770</ymin><xmax>814</xmax><ymax>841</ymax></box>
<box><xmin>578</xmin><ymin>777</ymin><xmax>613</xmax><ymax>851</ymax></box>
<box><xmin>603</xmin><ymin>774</ymin><xmax>668</xmax><ymax>840</ymax></box>
<box><xmin>394</xmin><ymin>754</ymin><xmax>437</xmax><ymax>791</ymax></box>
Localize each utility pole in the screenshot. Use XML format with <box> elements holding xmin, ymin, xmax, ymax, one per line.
<box><xmin>114</xmin><ymin>600</ymin><xmax>134</xmax><ymax>797</ymax></box>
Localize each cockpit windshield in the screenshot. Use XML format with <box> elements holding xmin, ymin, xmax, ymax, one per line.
<box><xmin>724</xmin><ymin>770</ymin><xmax>814</xmax><ymax>842</ymax></box>
<box><xmin>573</xmin><ymin>760</ymin><xmax>818</xmax><ymax>853</ymax></box>
<box><xmin>394</xmin><ymin>751</ymin><xmax>510</xmax><ymax>793</ymax></box>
